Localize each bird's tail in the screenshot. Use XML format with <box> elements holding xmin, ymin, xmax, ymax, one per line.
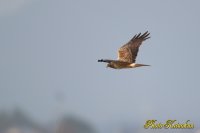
<box><xmin>129</xmin><ymin>63</ymin><xmax>150</xmax><ymax>68</ymax></box>
<box><xmin>134</xmin><ymin>64</ymin><xmax>150</xmax><ymax>67</ymax></box>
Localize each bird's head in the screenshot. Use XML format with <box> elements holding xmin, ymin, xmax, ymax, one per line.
<box><xmin>106</xmin><ymin>63</ymin><xmax>114</xmax><ymax>68</ymax></box>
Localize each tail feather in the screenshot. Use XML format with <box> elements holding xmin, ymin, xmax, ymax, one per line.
<box><xmin>130</xmin><ymin>63</ymin><xmax>150</xmax><ymax>68</ymax></box>
<box><xmin>135</xmin><ymin>64</ymin><xmax>150</xmax><ymax>67</ymax></box>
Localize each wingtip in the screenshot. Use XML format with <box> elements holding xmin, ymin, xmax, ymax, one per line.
<box><xmin>98</xmin><ymin>59</ymin><xmax>103</xmax><ymax>62</ymax></box>
<box><xmin>142</xmin><ymin>31</ymin><xmax>150</xmax><ymax>40</ymax></box>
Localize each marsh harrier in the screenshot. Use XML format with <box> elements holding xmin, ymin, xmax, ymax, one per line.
<box><xmin>98</xmin><ymin>31</ymin><xmax>150</xmax><ymax>69</ymax></box>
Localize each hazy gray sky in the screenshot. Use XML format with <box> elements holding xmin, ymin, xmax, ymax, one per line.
<box><xmin>0</xmin><ymin>0</ymin><xmax>200</xmax><ymax>130</ymax></box>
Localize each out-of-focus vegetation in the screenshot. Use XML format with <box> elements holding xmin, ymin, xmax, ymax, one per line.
<box><xmin>0</xmin><ymin>108</ymin><xmax>95</xmax><ymax>133</ymax></box>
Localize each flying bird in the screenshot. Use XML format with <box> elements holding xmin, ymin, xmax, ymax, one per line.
<box><xmin>98</xmin><ymin>31</ymin><xmax>150</xmax><ymax>69</ymax></box>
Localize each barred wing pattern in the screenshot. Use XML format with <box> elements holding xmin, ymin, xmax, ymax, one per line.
<box><xmin>117</xmin><ymin>31</ymin><xmax>150</xmax><ymax>63</ymax></box>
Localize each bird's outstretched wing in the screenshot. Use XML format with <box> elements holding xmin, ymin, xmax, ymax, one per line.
<box><xmin>117</xmin><ymin>31</ymin><xmax>150</xmax><ymax>63</ymax></box>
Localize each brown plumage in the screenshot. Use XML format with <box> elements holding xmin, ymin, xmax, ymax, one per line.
<box><xmin>98</xmin><ymin>31</ymin><xmax>151</xmax><ymax>69</ymax></box>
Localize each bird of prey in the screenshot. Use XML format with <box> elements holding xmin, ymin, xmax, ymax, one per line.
<box><xmin>98</xmin><ymin>31</ymin><xmax>150</xmax><ymax>69</ymax></box>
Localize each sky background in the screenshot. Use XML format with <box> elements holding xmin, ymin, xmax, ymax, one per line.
<box><xmin>0</xmin><ymin>0</ymin><xmax>200</xmax><ymax>132</ymax></box>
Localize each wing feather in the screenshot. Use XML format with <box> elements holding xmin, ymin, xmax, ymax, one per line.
<box><xmin>117</xmin><ymin>47</ymin><xmax>132</xmax><ymax>63</ymax></box>
<box><xmin>117</xmin><ymin>31</ymin><xmax>150</xmax><ymax>63</ymax></box>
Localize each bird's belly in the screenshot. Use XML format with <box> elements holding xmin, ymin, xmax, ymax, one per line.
<box><xmin>113</xmin><ymin>62</ymin><xmax>133</xmax><ymax>69</ymax></box>
<box><xmin>129</xmin><ymin>63</ymin><xmax>136</xmax><ymax>68</ymax></box>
